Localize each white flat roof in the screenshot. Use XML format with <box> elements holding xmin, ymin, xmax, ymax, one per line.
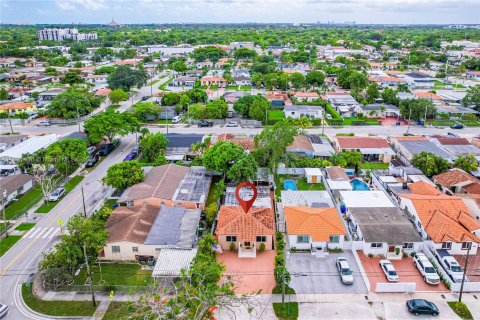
<box><xmin>339</xmin><ymin>191</ymin><xmax>395</xmax><ymax>208</ymax></box>
<box><xmin>0</xmin><ymin>134</ymin><xmax>58</xmax><ymax>160</ymax></box>
<box><xmin>304</xmin><ymin>168</ymin><xmax>323</xmax><ymax>176</ymax></box>
<box><xmin>409</xmin><ymin>175</ymin><xmax>435</xmax><ymax>185</ymax></box>
<box><xmin>379</xmin><ymin>176</ymin><xmax>398</xmax><ymax>183</ymax></box>
<box><xmin>326</xmin><ymin>179</ymin><xmax>353</xmax><ymax>190</ymax></box>
<box><xmin>152</xmin><ymin>248</ymin><xmax>198</xmax><ymax>277</ymax></box>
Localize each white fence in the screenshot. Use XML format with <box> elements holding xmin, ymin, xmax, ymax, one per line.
<box><xmin>376</xmin><ymin>282</ymin><xmax>416</xmax><ymax>293</ymax></box>
<box><xmin>351</xmin><ymin>241</ymin><xmax>370</xmax><ymax>291</ymax></box>
<box><xmin>277</xmin><ymin>168</ymin><xmax>305</xmax><ymax>175</ymax></box>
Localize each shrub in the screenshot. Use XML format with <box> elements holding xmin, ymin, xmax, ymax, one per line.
<box><xmin>402</xmin><ymin>252</ymin><xmax>409</xmax><ymax>258</ymax></box>
<box><xmin>259</xmin><ymin>243</ymin><xmax>266</xmax><ymax>252</ymax></box>
<box><xmin>229</xmin><ymin>242</ymin><xmax>236</xmax><ymax>252</ymax></box>
<box><xmin>205</xmin><ymin>203</ymin><xmax>218</xmax><ymax>224</ymax></box>
<box><xmin>395</xmin><ymin>247</ymin><xmax>400</xmax><ymax>255</ymax></box>
<box><xmin>290</xmin><ymin>247</ymin><xmax>297</xmax><ymax>253</ymax></box>
<box><xmin>368</xmin><ymin>253</ymin><xmax>374</xmax><ymax>258</ymax></box>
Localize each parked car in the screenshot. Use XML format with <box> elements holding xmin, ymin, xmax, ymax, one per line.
<box><xmin>434</xmin><ymin>249</ymin><xmax>466</xmax><ymax>283</ymax></box>
<box><xmin>87</xmin><ymin>146</ymin><xmax>97</xmax><ymax>155</ymax></box>
<box><xmin>37</xmin><ymin>120</ymin><xmax>51</xmax><ymax>126</ymax></box>
<box><xmin>0</xmin><ymin>303</ymin><xmax>8</xmax><ymax>318</ymax></box>
<box><xmin>172</xmin><ymin>115</ymin><xmax>182</xmax><ymax>124</ymax></box>
<box><xmin>336</xmin><ymin>257</ymin><xmax>354</xmax><ymax>285</ymax></box>
<box><xmin>99</xmin><ymin>141</ymin><xmax>119</xmax><ymax>156</ymax></box>
<box><xmin>132</xmin><ymin>145</ymin><xmax>140</xmax><ymax>154</ymax></box>
<box><xmin>406</xmin><ymin>299</ymin><xmax>439</xmax><ymax>316</ymax></box>
<box><xmin>198</xmin><ymin>120</ymin><xmax>213</xmax><ymax>127</ymax></box>
<box><xmin>123</xmin><ymin>152</ymin><xmax>136</xmax><ymax>161</ymax></box>
<box><xmin>450</xmin><ymin>124</ymin><xmax>464</xmax><ymax>129</ymax></box>
<box><xmin>141</xmin><ymin>96</ymin><xmax>150</xmax><ymax>101</ymax></box>
<box><xmin>226</xmin><ymin>121</ymin><xmax>238</xmax><ymax>127</ymax></box>
<box><xmin>85</xmin><ymin>155</ymin><xmax>99</xmax><ymax>168</ymax></box>
<box><xmin>413</xmin><ymin>253</ymin><xmax>440</xmax><ymax>285</ymax></box>
<box><xmin>380</xmin><ymin>260</ymin><xmax>399</xmax><ymax>282</ymax></box>
<box><xmin>49</xmin><ymin>187</ymin><xmax>66</xmax><ymax>202</ymax></box>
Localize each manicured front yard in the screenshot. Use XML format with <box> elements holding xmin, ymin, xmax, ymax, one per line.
<box><xmin>460</xmin><ymin>120</ymin><xmax>480</xmax><ymax>127</ymax></box>
<box><xmin>22</xmin><ymin>283</ymin><xmax>96</xmax><ymax>317</ymax></box>
<box><xmin>103</xmin><ymin>302</ymin><xmax>131</xmax><ymax>320</ymax></box>
<box><xmin>15</xmin><ymin>222</ymin><xmax>36</xmax><ymax>231</ymax></box>
<box><xmin>0</xmin><ymin>235</ymin><xmax>22</xmax><ymax>257</ymax></box>
<box><xmin>73</xmin><ymin>263</ymin><xmax>152</xmax><ymax>287</ymax></box>
<box><xmin>434</xmin><ymin>80</ymin><xmax>465</xmax><ymax>89</ymax></box>
<box><xmin>4</xmin><ymin>185</ymin><xmax>43</xmax><ymax>220</ymax></box>
<box><xmin>155</xmin><ymin>119</ymin><xmax>173</xmax><ymax>124</ymax></box>
<box><xmin>35</xmin><ymin>176</ymin><xmax>84</xmax><ymax>213</ymax></box>
<box><xmin>342</xmin><ymin>118</ymin><xmax>380</xmax><ymax>125</ymax></box>
<box><xmin>427</xmin><ymin>119</ymin><xmax>456</xmax><ymax>126</ymax></box>
<box><xmin>268</xmin><ymin>110</ymin><xmax>286</xmax><ymax>124</ymax></box>
<box><xmin>273</xmin><ymin>302</ymin><xmax>299</xmax><ymax>320</ymax></box>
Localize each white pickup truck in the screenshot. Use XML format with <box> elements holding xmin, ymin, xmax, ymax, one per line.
<box><xmin>413</xmin><ymin>253</ymin><xmax>440</xmax><ymax>285</ymax></box>
<box><xmin>434</xmin><ymin>249</ymin><xmax>467</xmax><ymax>283</ymax></box>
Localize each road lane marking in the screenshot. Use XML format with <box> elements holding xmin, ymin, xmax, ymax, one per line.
<box><xmin>41</xmin><ymin>228</ymin><xmax>57</xmax><ymax>239</ymax></box>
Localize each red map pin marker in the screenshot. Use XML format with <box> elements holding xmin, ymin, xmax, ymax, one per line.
<box><xmin>235</xmin><ymin>181</ymin><xmax>257</xmax><ymax>214</ymax></box>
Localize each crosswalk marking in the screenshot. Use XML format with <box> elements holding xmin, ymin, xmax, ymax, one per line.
<box><xmin>24</xmin><ymin>227</ymin><xmax>60</xmax><ymax>239</ymax></box>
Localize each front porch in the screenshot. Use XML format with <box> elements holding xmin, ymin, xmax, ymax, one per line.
<box><xmin>238</xmin><ymin>242</ymin><xmax>256</xmax><ymax>258</ymax></box>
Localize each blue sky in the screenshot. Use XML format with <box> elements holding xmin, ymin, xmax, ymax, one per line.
<box><xmin>1</xmin><ymin>0</ymin><xmax>479</xmax><ymax>25</ymax></box>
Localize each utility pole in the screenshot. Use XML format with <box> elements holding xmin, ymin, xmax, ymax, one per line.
<box><xmin>424</xmin><ymin>104</ymin><xmax>428</xmax><ymax>127</ymax></box>
<box><xmin>281</xmin><ymin>267</ymin><xmax>285</xmax><ymax>305</ymax></box>
<box><xmin>406</xmin><ymin>107</ymin><xmax>412</xmax><ymax>135</ymax></box>
<box><xmin>81</xmin><ymin>186</ymin><xmax>87</xmax><ymax>217</ymax></box>
<box><xmin>322</xmin><ymin>109</ymin><xmax>326</xmax><ymax>135</ymax></box>
<box><xmin>83</xmin><ymin>243</ymin><xmax>96</xmax><ymax>307</ymax></box>
<box><xmin>2</xmin><ymin>189</ymin><xmax>8</xmax><ymax>238</ymax></box>
<box><xmin>7</xmin><ymin>113</ymin><xmax>13</xmax><ymax>134</ymax></box>
<box><xmin>76</xmin><ymin>105</ymin><xmax>81</xmax><ymax>132</ymax></box>
<box><xmin>458</xmin><ymin>244</ymin><xmax>471</xmax><ymax>303</ymax></box>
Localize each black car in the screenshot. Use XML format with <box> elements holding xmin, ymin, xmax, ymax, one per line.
<box><xmin>85</xmin><ymin>155</ymin><xmax>99</xmax><ymax>168</ymax></box>
<box><xmin>450</xmin><ymin>124</ymin><xmax>464</xmax><ymax>129</ymax></box>
<box><xmin>98</xmin><ymin>144</ymin><xmax>114</xmax><ymax>156</ymax></box>
<box><xmin>406</xmin><ymin>299</ymin><xmax>439</xmax><ymax>316</ymax></box>
<box><xmin>198</xmin><ymin>120</ymin><xmax>213</xmax><ymax>127</ymax></box>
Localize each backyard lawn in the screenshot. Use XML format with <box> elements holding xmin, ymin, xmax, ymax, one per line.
<box><xmin>73</xmin><ymin>263</ymin><xmax>153</xmax><ymax>287</ymax></box>
<box><xmin>4</xmin><ymin>185</ymin><xmax>43</xmax><ymax>220</ymax></box>
<box><xmin>35</xmin><ymin>176</ymin><xmax>84</xmax><ymax>214</ymax></box>
<box><xmin>22</xmin><ymin>284</ymin><xmax>96</xmax><ymax>317</ymax></box>
<box><xmin>206</xmin><ymin>177</ymin><xmax>222</xmax><ymax>207</ymax></box>
<box><xmin>268</xmin><ymin>110</ymin><xmax>286</xmax><ymax>124</ymax></box>
<box><xmin>275</xmin><ymin>175</ymin><xmax>325</xmax><ymax>198</ymax></box>
<box><xmin>359</xmin><ymin>163</ymin><xmax>389</xmax><ymax>170</ymax></box>
<box><xmin>103</xmin><ymin>302</ymin><xmax>131</xmax><ymax>320</ymax></box>
<box><xmin>0</xmin><ymin>235</ymin><xmax>22</xmax><ymax>257</ymax></box>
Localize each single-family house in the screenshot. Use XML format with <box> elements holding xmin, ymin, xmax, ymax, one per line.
<box><xmin>430</xmin><ymin>136</ymin><xmax>480</xmax><ymax>160</ymax></box>
<box><xmin>164</xmin><ymin>133</ymin><xmax>205</xmax><ymax>161</ymax></box>
<box><xmin>233</xmin><ymin>76</ymin><xmax>252</xmax><ymax>86</ymax></box>
<box><xmin>170</xmin><ymin>76</ymin><xmax>196</xmax><ymax>87</ymax></box>
<box><xmin>0</xmin><ymin>134</ymin><xmax>58</xmax><ymax>164</ymax></box>
<box><xmin>325</xmin><ymin>92</ymin><xmax>359</xmax><ymax>116</ymax></box>
<box><xmin>360</xmin><ymin>104</ymin><xmax>400</xmax><ymax>118</ymax></box>
<box><xmin>284</xmin><ymin>105</ymin><xmax>323</xmax><ymax>119</ymax></box>
<box><xmin>102</xmin><ymin>205</ymin><xmax>201</xmax><ymax>261</ymax></box>
<box><xmin>119</xmin><ymin>164</ymin><xmax>211</xmax><ymax>210</ymax></box>
<box><xmin>466</xmin><ymin>71</ymin><xmax>480</xmax><ymax>80</ymax></box>
<box><xmin>390</xmin><ymin>136</ymin><xmax>456</xmax><ymax>165</ymax></box>
<box><xmin>333</xmin><ymin>136</ymin><xmax>395</xmax><ymax>163</ymax></box>
<box><xmin>287</xmin><ymin>135</ymin><xmax>315</xmax><ymax>158</ymax></box>
<box><xmin>266</xmin><ymin>92</ymin><xmax>292</xmax><ymax>107</ymax></box>
<box><xmin>38</xmin><ymin>88</ymin><xmax>66</xmax><ymax>102</ymax></box>
<box><xmin>84</xmin><ymin>74</ymin><xmax>108</xmax><ymax>86</ymax></box>
<box><xmin>0</xmin><ymin>134</ymin><xmax>28</xmax><ymax>152</ymax></box>
<box><xmin>215</xmin><ymin>206</ymin><xmax>275</xmax><ymax>258</ymax></box>
<box><xmin>340</xmin><ymin>190</ymin><xmax>423</xmax><ymax>258</ymax></box>
<box><xmin>398</xmin><ymin>182</ymin><xmax>480</xmax><ymax>255</ymax></box>
<box><xmin>196</xmin><ymin>61</ymin><xmax>213</xmax><ymax>69</ymax></box>
<box><xmin>0</xmin><ymin>174</ymin><xmax>34</xmax><ymax>209</ymax></box>
<box><xmin>402</xmin><ymin>72</ymin><xmax>435</xmax><ymax>88</ymax></box>
<box><xmin>281</xmin><ymin>190</ymin><xmax>334</xmax><ymax>208</ymax></box>
<box><xmin>433</xmin><ymin>169</ymin><xmax>480</xmax><ymax>196</ymax></box>
<box><xmin>215</xmin><ymin>133</ymin><xmax>255</xmax><ymax>152</ymax></box>
<box><xmin>368</xmin><ymin>76</ymin><xmax>406</xmax><ymax>87</ymax></box>
<box><xmin>290</xmin><ymin>91</ymin><xmax>320</xmax><ymax>102</ymax></box>
<box><xmin>223</xmin><ymin>91</ymin><xmax>249</xmax><ymax>104</ymax></box>
<box><xmin>0</xmin><ymin>102</ymin><xmax>37</xmax><ymax>116</ymax></box>
<box><xmin>285</xmin><ymin>206</ymin><xmax>346</xmax><ymax>252</ymax></box>
<box><xmin>200</xmin><ymin>76</ymin><xmax>227</xmax><ymax>88</ymax></box>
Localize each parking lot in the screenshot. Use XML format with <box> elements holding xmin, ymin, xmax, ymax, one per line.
<box><xmin>358</xmin><ymin>254</ymin><xmax>449</xmax><ymax>292</ymax></box>
<box><xmin>287</xmin><ymin>251</ymin><xmax>368</xmax><ymax>294</ymax></box>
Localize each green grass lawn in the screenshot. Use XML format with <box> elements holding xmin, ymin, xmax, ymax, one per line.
<box><xmin>4</xmin><ymin>185</ymin><xmax>43</xmax><ymax>220</ymax></box>
<box><xmin>273</xmin><ymin>302</ymin><xmax>299</xmax><ymax>320</ymax></box>
<box><xmin>359</xmin><ymin>163</ymin><xmax>389</xmax><ymax>170</ymax></box>
<box><xmin>0</xmin><ymin>235</ymin><xmax>22</xmax><ymax>257</ymax></box>
<box><xmin>447</xmin><ymin>302</ymin><xmax>473</xmax><ymax>320</ymax></box>
<box><xmin>426</xmin><ymin>119</ymin><xmax>456</xmax><ymax>126</ymax></box>
<box><xmin>205</xmin><ymin>177</ymin><xmax>222</xmax><ymax>208</ymax></box>
<box><xmin>158</xmin><ymin>77</ymin><xmax>173</xmax><ymax>91</ymax></box>
<box><xmin>342</xmin><ymin>118</ymin><xmax>380</xmax><ymax>125</ymax></box>
<box><xmin>225</xmin><ymin>85</ymin><xmax>239</xmax><ymax>90</ymax></box>
<box><xmin>434</xmin><ymin>80</ymin><xmax>465</xmax><ymax>89</ymax></box>
<box><xmin>460</xmin><ymin>120</ymin><xmax>480</xmax><ymax>127</ymax></box>
<box><xmin>239</xmin><ymin>85</ymin><xmax>252</xmax><ymax>91</ymax></box>
<box><xmin>0</xmin><ymin>222</ymin><xmax>11</xmax><ymax>234</ymax></box>
<box><xmin>146</xmin><ymin>79</ymin><xmax>161</xmax><ymax>86</ymax></box>
<box><xmin>15</xmin><ymin>223</ymin><xmax>36</xmax><ymax>231</ymax></box>
<box><xmin>103</xmin><ymin>302</ymin><xmax>131</xmax><ymax>320</ymax></box>
<box><xmin>275</xmin><ymin>176</ymin><xmax>325</xmax><ymax>198</ymax></box>
<box><xmin>155</xmin><ymin>119</ymin><xmax>173</xmax><ymax>124</ymax></box>
<box><xmin>22</xmin><ymin>283</ymin><xmax>96</xmax><ymax>317</ymax></box>
<box><xmin>73</xmin><ymin>263</ymin><xmax>152</xmax><ymax>287</ymax></box>
<box><xmin>35</xmin><ymin>176</ymin><xmax>84</xmax><ymax>214</ymax></box>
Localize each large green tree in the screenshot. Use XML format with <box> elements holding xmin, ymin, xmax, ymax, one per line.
<box><xmin>453</xmin><ymin>154</ymin><xmax>479</xmax><ymax>174</ymax></box>
<box><xmin>139</xmin><ymin>132</ymin><xmax>169</xmax><ymax>163</ymax></box>
<box><xmin>411</xmin><ymin>151</ymin><xmax>450</xmax><ymax>177</ymax></box>
<box><xmin>305</xmin><ymin>70</ymin><xmax>325</xmax><ymax>88</ymax></box>
<box><xmin>227</xmin><ymin>153</ymin><xmax>258</xmax><ymax>182</ymax></box>
<box><xmin>108</xmin><ymin>65</ymin><xmax>149</xmax><ymax>92</ymax></box>
<box><xmin>205</xmin><ymin>100</ymin><xmax>228</xmax><ymax>119</ymax></box>
<box><xmin>61</xmin><ymin>70</ymin><xmax>84</xmax><ymax>85</ymax></box>
<box><xmin>103</xmin><ymin>161</ymin><xmax>145</xmax><ymax>190</ymax></box>
<box><xmin>83</xmin><ymin>108</ymin><xmax>140</xmax><ymax>143</ymax></box>
<box><xmin>462</xmin><ymin>85</ymin><xmax>480</xmax><ymax>111</ymax></box>
<box><xmin>399</xmin><ymin>98</ymin><xmax>436</xmax><ymax>121</ymax></box>
<box><xmin>203</xmin><ymin>141</ymin><xmax>246</xmax><ymax>176</ymax></box>
<box><xmin>47</xmin><ymin>91</ymin><xmax>103</xmax><ymax>119</ymax></box>
<box><xmin>133</xmin><ymin>102</ymin><xmax>162</xmax><ymax>121</ymax></box>
<box><xmin>45</xmin><ymin>138</ymin><xmax>89</xmax><ymax>174</ymax></box>
<box><xmin>108</xmin><ymin>88</ymin><xmax>128</xmax><ymax>106</ymax></box>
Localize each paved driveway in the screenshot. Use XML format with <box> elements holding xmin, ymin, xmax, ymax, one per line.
<box><xmin>383</xmin><ymin>302</ymin><xmax>460</xmax><ymax>320</ymax></box>
<box><xmin>287</xmin><ymin>251</ymin><xmax>368</xmax><ymax>294</ymax></box>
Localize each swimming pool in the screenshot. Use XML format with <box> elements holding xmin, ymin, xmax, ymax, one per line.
<box><xmin>350</xmin><ymin>179</ymin><xmax>370</xmax><ymax>191</ymax></box>
<box><xmin>284</xmin><ymin>180</ymin><xmax>297</xmax><ymax>191</ymax></box>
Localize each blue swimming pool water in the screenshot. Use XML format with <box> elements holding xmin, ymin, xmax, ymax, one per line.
<box><xmin>350</xmin><ymin>179</ymin><xmax>370</xmax><ymax>191</ymax></box>
<box><xmin>284</xmin><ymin>180</ymin><xmax>297</xmax><ymax>191</ymax></box>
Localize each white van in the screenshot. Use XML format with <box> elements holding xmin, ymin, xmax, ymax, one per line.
<box><xmin>172</xmin><ymin>115</ymin><xmax>182</xmax><ymax>124</ymax></box>
<box><xmin>37</xmin><ymin>120</ymin><xmax>51</xmax><ymax>126</ymax></box>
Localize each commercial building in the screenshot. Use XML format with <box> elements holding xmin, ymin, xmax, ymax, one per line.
<box><xmin>37</xmin><ymin>28</ymin><xmax>97</xmax><ymax>42</ymax></box>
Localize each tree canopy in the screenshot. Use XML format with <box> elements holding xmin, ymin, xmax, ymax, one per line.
<box><xmin>411</xmin><ymin>151</ymin><xmax>450</xmax><ymax>177</ymax></box>
<box><xmin>47</xmin><ymin>90</ymin><xmax>103</xmax><ymax>119</ymax></box>
<box><xmin>45</xmin><ymin>138</ymin><xmax>89</xmax><ymax>174</ymax></box>
<box><xmin>203</xmin><ymin>141</ymin><xmax>246</xmax><ymax>176</ymax></box>
<box><xmin>453</xmin><ymin>154</ymin><xmax>478</xmax><ymax>174</ymax></box>
<box><xmin>107</xmin><ymin>65</ymin><xmax>149</xmax><ymax>92</ymax></box>
<box><xmin>462</xmin><ymin>85</ymin><xmax>480</xmax><ymax>111</ymax></box>
<box><xmin>103</xmin><ymin>161</ymin><xmax>145</xmax><ymax>190</ymax></box>
<box><xmin>83</xmin><ymin>109</ymin><xmax>140</xmax><ymax>143</ymax></box>
<box><xmin>399</xmin><ymin>98</ymin><xmax>436</xmax><ymax>121</ymax></box>
<box><xmin>139</xmin><ymin>132</ymin><xmax>169</xmax><ymax>164</ymax></box>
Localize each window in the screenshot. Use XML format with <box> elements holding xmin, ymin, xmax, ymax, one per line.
<box><xmin>462</xmin><ymin>242</ymin><xmax>472</xmax><ymax>250</ymax></box>
<box><xmin>226</xmin><ymin>236</ymin><xmax>237</xmax><ymax>242</ymax></box>
<box><xmin>297</xmin><ymin>235</ymin><xmax>309</xmax><ymax>243</ymax></box>
<box><xmin>403</xmin><ymin>243</ymin><xmax>413</xmax><ymax>249</ymax></box>
<box><xmin>371</xmin><ymin>243</ymin><xmax>383</xmax><ymax>248</ymax></box>
<box><xmin>132</xmin><ymin>246</ymin><xmax>138</xmax><ymax>253</ymax></box>
<box><xmin>417</xmin><ymin>221</ymin><xmax>422</xmax><ymax>228</ymax></box>
<box><xmin>441</xmin><ymin>242</ymin><xmax>452</xmax><ymax>250</ymax></box>
<box><xmin>256</xmin><ymin>236</ymin><xmax>267</xmax><ymax>242</ymax></box>
<box><xmin>329</xmin><ymin>235</ymin><xmax>339</xmax><ymax>243</ymax></box>
<box><xmin>112</xmin><ymin>246</ymin><xmax>120</xmax><ymax>253</ymax></box>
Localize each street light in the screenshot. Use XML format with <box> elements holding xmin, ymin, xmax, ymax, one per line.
<box><xmin>458</xmin><ymin>244</ymin><xmax>471</xmax><ymax>303</ymax></box>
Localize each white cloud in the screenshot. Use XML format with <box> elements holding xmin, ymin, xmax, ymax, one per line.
<box><xmin>56</xmin><ymin>0</ymin><xmax>107</xmax><ymax>11</ymax></box>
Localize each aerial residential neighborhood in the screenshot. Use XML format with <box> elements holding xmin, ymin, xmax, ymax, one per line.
<box><xmin>0</xmin><ymin>2</ymin><xmax>480</xmax><ymax>320</ymax></box>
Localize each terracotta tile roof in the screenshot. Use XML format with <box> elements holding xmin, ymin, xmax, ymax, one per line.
<box><xmin>0</xmin><ymin>102</ymin><xmax>35</xmax><ymax>110</ymax></box>
<box><xmin>216</xmin><ymin>134</ymin><xmax>255</xmax><ymax>151</ymax></box>
<box><xmin>8</xmin><ymin>87</ymin><xmax>32</xmax><ymax>93</ymax></box>
<box><xmin>201</xmin><ymin>76</ymin><xmax>226</xmax><ymax>82</ymax></box>
<box><xmin>290</xmin><ymin>91</ymin><xmax>320</xmax><ymax>98</ymax></box>
<box><xmin>326</xmin><ymin>166</ymin><xmax>348</xmax><ymax>180</ymax></box>
<box><xmin>391</xmin><ymin>136</ymin><xmax>429</xmax><ymax>142</ymax></box>
<box><xmin>431</xmin><ymin>136</ymin><xmax>471</xmax><ymax>145</ymax></box>
<box><xmin>95</xmin><ymin>88</ymin><xmax>112</xmax><ymax>96</ymax></box>
<box><xmin>285</xmin><ymin>206</ymin><xmax>346</xmax><ymax>241</ymax></box>
<box><xmin>123</xmin><ymin>164</ymin><xmax>189</xmax><ymax>202</ymax></box>
<box><xmin>463</xmin><ymin>183</ymin><xmax>480</xmax><ymax>194</ymax></box>
<box><xmin>433</xmin><ymin>169</ymin><xmax>479</xmax><ymax>188</ymax></box>
<box><xmin>115</xmin><ymin>59</ymin><xmax>137</xmax><ymax>65</ymax></box>
<box><xmin>335</xmin><ymin>136</ymin><xmax>390</xmax><ymax>149</ymax></box>
<box><xmin>287</xmin><ymin>135</ymin><xmax>314</xmax><ymax>151</ymax></box>
<box><xmin>423</xmin><ymin>210</ymin><xmax>480</xmax><ymax>243</ymax></box>
<box><xmin>407</xmin><ymin>181</ymin><xmax>442</xmax><ymax>196</ymax></box>
<box><xmin>413</xmin><ymin>92</ymin><xmax>444</xmax><ymax>100</ymax></box>
<box><xmin>106</xmin><ymin>203</ymin><xmax>161</xmax><ymax>244</ymax></box>
<box><xmin>216</xmin><ymin>206</ymin><xmax>275</xmax><ymax>242</ymax></box>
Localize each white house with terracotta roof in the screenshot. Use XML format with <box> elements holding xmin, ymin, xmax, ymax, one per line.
<box><xmin>398</xmin><ymin>181</ymin><xmax>480</xmax><ymax>255</ymax></box>
<box><xmin>333</xmin><ymin>136</ymin><xmax>395</xmax><ymax>163</ymax></box>
<box><xmin>215</xmin><ymin>206</ymin><xmax>275</xmax><ymax>258</ymax></box>
<box><xmin>284</xmin><ymin>206</ymin><xmax>346</xmax><ymax>252</ymax></box>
